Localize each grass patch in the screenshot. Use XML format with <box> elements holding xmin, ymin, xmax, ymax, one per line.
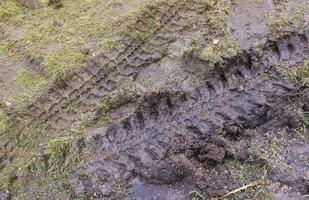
<box><xmin>43</xmin><ymin>47</ymin><xmax>84</xmax><ymax>82</ymax></box>
<box><xmin>0</xmin><ymin>0</ymin><xmax>24</xmax><ymax>24</ymax></box>
<box><xmin>0</xmin><ymin>41</ymin><xmax>13</xmax><ymax>57</ymax></box>
<box><xmin>43</xmin><ymin>136</ymin><xmax>72</xmax><ymax>172</ymax></box>
<box><xmin>199</xmin><ymin>38</ymin><xmax>238</xmax><ymax>65</ymax></box>
<box><xmin>277</xmin><ymin>58</ymin><xmax>309</xmax><ymax>88</ymax></box>
<box><xmin>249</xmin><ymin>136</ymin><xmax>280</xmax><ymax>165</ymax></box>
<box><xmin>297</xmin><ymin>109</ymin><xmax>309</xmax><ymax>135</ymax></box>
<box><xmin>97</xmin><ymin>113</ymin><xmax>109</xmax><ymax>128</ymax></box>
<box><xmin>14</xmin><ymin>69</ymin><xmax>47</xmax><ymax>106</ymax></box>
<box><xmin>2</xmin><ymin>0</ymin><xmax>169</xmax><ymax>83</ymax></box>
<box><xmin>188</xmin><ymin>189</ymin><xmax>206</xmax><ymax>200</ymax></box>
<box><xmin>99</xmin><ymin>38</ymin><xmax>117</xmax><ymax>52</ymax></box>
<box><xmin>266</xmin><ymin>4</ymin><xmax>307</xmax><ymax>34</ymax></box>
<box><xmin>70</xmin><ymin>115</ymin><xmax>95</xmax><ymax>135</ymax></box>
<box><xmin>0</xmin><ymin>111</ymin><xmax>9</xmax><ymax>133</ymax></box>
<box><xmin>190</xmin><ymin>0</ymin><xmax>238</xmax><ymax>66</ymax></box>
<box><xmin>227</xmin><ymin>160</ymin><xmax>269</xmax><ymax>200</ymax></box>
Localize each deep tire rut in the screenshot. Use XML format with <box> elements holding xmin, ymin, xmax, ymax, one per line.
<box><xmin>71</xmin><ymin>31</ymin><xmax>309</xmax><ymax>199</ymax></box>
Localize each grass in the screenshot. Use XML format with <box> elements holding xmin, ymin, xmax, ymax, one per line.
<box><xmin>43</xmin><ymin>136</ymin><xmax>72</xmax><ymax>172</ymax></box>
<box><xmin>99</xmin><ymin>38</ymin><xmax>117</xmax><ymax>52</ymax></box>
<box><xmin>0</xmin><ymin>110</ymin><xmax>9</xmax><ymax>133</ymax></box>
<box><xmin>43</xmin><ymin>47</ymin><xmax>84</xmax><ymax>82</ymax></box>
<box><xmin>187</xmin><ymin>189</ymin><xmax>206</xmax><ymax>200</ymax></box>
<box><xmin>266</xmin><ymin>4</ymin><xmax>308</xmax><ymax>35</ymax></box>
<box><xmin>0</xmin><ymin>0</ymin><xmax>24</xmax><ymax>24</ymax></box>
<box><xmin>97</xmin><ymin>113</ymin><xmax>109</xmax><ymax>128</ymax></box>
<box><xmin>0</xmin><ymin>41</ymin><xmax>13</xmax><ymax>57</ymax></box>
<box><xmin>70</xmin><ymin>115</ymin><xmax>95</xmax><ymax>135</ymax></box>
<box><xmin>189</xmin><ymin>0</ymin><xmax>238</xmax><ymax>66</ymax></box>
<box><xmin>249</xmin><ymin>136</ymin><xmax>281</xmax><ymax>166</ymax></box>
<box><xmin>1</xmin><ymin>0</ymin><xmax>168</xmax><ymax>84</ymax></box>
<box><xmin>14</xmin><ymin>69</ymin><xmax>47</xmax><ymax>106</ymax></box>
<box><xmin>3</xmin><ymin>134</ymin><xmax>92</xmax><ymax>199</ymax></box>
<box><xmin>277</xmin><ymin>58</ymin><xmax>309</xmax><ymax>88</ymax></box>
<box><xmin>0</xmin><ymin>0</ymin><xmax>235</xmax><ymax>197</ymax></box>
<box><xmin>199</xmin><ymin>38</ymin><xmax>238</xmax><ymax>65</ymax></box>
<box><xmin>298</xmin><ymin>109</ymin><xmax>309</xmax><ymax>135</ymax></box>
<box><xmin>227</xmin><ymin>159</ymin><xmax>269</xmax><ymax>200</ymax></box>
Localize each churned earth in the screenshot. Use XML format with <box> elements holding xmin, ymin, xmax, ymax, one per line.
<box><xmin>0</xmin><ymin>0</ymin><xmax>308</xmax><ymax>200</ymax></box>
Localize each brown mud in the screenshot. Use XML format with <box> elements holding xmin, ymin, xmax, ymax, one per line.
<box><xmin>0</xmin><ymin>0</ymin><xmax>309</xmax><ymax>199</ymax></box>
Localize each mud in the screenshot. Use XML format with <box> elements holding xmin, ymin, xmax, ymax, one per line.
<box><xmin>1</xmin><ymin>0</ymin><xmax>309</xmax><ymax>199</ymax></box>
<box><xmin>65</xmin><ymin>31</ymin><xmax>308</xmax><ymax>200</ymax></box>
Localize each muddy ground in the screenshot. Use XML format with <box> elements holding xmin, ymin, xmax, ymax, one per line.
<box><xmin>0</xmin><ymin>0</ymin><xmax>309</xmax><ymax>199</ymax></box>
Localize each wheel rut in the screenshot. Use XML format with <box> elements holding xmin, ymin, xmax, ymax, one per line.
<box><xmin>70</xmin><ymin>31</ymin><xmax>309</xmax><ymax>199</ymax></box>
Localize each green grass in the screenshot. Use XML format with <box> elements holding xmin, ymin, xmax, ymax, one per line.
<box><xmin>99</xmin><ymin>38</ymin><xmax>117</xmax><ymax>52</ymax></box>
<box><xmin>97</xmin><ymin>113</ymin><xmax>109</xmax><ymax>128</ymax></box>
<box><xmin>298</xmin><ymin>109</ymin><xmax>309</xmax><ymax>135</ymax></box>
<box><xmin>14</xmin><ymin>69</ymin><xmax>47</xmax><ymax>106</ymax></box>
<box><xmin>70</xmin><ymin>115</ymin><xmax>95</xmax><ymax>135</ymax></box>
<box><xmin>0</xmin><ymin>41</ymin><xmax>13</xmax><ymax>57</ymax></box>
<box><xmin>187</xmin><ymin>189</ymin><xmax>206</xmax><ymax>200</ymax></box>
<box><xmin>266</xmin><ymin>4</ymin><xmax>307</xmax><ymax>34</ymax></box>
<box><xmin>0</xmin><ymin>111</ymin><xmax>9</xmax><ymax>133</ymax></box>
<box><xmin>44</xmin><ymin>136</ymin><xmax>72</xmax><ymax>172</ymax></box>
<box><xmin>199</xmin><ymin>38</ymin><xmax>238</xmax><ymax>65</ymax></box>
<box><xmin>0</xmin><ymin>0</ymin><xmax>24</xmax><ymax>24</ymax></box>
<box><xmin>43</xmin><ymin>47</ymin><xmax>84</xmax><ymax>82</ymax></box>
<box><xmin>278</xmin><ymin>58</ymin><xmax>309</xmax><ymax>88</ymax></box>
<box><xmin>187</xmin><ymin>0</ymin><xmax>237</xmax><ymax>66</ymax></box>
<box><xmin>227</xmin><ymin>160</ymin><xmax>269</xmax><ymax>200</ymax></box>
<box><xmin>1</xmin><ymin>0</ymin><xmax>165</xmax><ymax>83</ymax></box>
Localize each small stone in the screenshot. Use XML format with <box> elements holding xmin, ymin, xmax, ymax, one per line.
<box><xmin>213</xmin><ymin>39</ymin><xmax>220</xmax><ymax>45</ymax></box>
<box><xmin>53</xmin><ymin>20</ymin><xmax>62</xmax><ymax>27</ymax></box>
<box><xmin>4</xmin><ymin>101</ymin><xmax>12</xmax><ymax>107</ymax></box>
<box><xmin>18</xmin><ymin>0</ymin><xmax>42</xmax><ymax>9</ymax></box>
<box><xmin>80</xmin><ymin>48</ymin><xmax>90</xmax><ymax>55</ymax></box>
<box><xmin>48</xmin><ymin>0</ymin><xmax>63</xmax><ymax>8</ymax></box>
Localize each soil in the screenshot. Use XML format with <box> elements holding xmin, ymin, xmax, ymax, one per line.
<box><xmin>0</xmin><ymin>0</ymin><xmax>309</xmax><ymax>199</ymax></box>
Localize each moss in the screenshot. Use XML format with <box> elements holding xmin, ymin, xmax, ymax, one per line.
<box><xmin>199</xmin><ymin>38</ymin><xmax>238</xmax><ymax>65</ymax></box>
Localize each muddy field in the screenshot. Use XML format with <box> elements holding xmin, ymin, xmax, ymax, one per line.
<box><xmin>0</xmin><ymin>0</ymin><xmax>309</xmax><ymax>199</ymax></box>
